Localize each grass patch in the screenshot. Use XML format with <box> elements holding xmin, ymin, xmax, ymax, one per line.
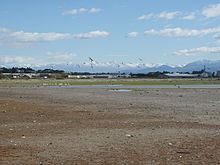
<box><xmin>1</xmin><ymin>78</ymin><xmax>220</xmax><ymax>87</ymax></box>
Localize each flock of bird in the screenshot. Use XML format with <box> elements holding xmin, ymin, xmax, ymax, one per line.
<box><xmin>56</xmin><ymin>57</ymin><xmax>146</xmax><ymax>72</ymax></box>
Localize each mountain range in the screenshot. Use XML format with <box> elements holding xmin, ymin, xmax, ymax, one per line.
<box><xmin>32</xmin><ymin>59</ymin><xmax>220</xmax><ymax>73</ymax></box>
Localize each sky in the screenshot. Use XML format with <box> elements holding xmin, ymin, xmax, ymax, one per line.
<box><xmin>1</xmin><ymin>0</ymin><xmax>220</xmax><ymax>68</ymax></box>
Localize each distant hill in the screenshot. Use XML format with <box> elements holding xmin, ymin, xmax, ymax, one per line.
<box><xmin>181</xmin><ymin>60</ymin><xmax>220</xmax><ymax>72</ymax></box>
<box><xmin>123</xmin><ymin>60</ymin><xmax>220</xmax><ymax>73</ymax></box>
<box><xmin>32</xmin><ymin>59</ymin><xmax>220</xmax><ymax>73</ymax></box>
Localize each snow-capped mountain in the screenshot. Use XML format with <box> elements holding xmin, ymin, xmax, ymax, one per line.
<box><xmin>29</xmin><ymin>59</ymin><xmax>220</xmax><ymax>73</ymax></box>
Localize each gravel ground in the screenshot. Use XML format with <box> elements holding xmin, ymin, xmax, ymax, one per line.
<box><xmin>0</xmin><ymin>88</ymin><xmax>220</xmax><ymax>165</ymax></box>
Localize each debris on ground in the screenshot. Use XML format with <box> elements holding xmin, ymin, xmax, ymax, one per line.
<box><xmin>125</xmin><ymin>134</ymin><xmax>134</xmax><ymax>138</ymax></box>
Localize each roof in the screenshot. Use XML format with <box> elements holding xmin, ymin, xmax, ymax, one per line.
<box><xmin>164</xmin><ymin>73</ymin><xmax>198</xmax><ymax>77</ymax></box>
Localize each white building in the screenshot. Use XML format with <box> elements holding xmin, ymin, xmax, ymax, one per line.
<box><xmin>162</xmin><ymin>73</ymin><xmax>198</xmax><ymax>78</ymax></box>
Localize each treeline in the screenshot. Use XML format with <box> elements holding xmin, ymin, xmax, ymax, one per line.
<box><xmin>0</xmin><ymin>67</ymin><xmax>64</xmax><ymax>74</ymax></box>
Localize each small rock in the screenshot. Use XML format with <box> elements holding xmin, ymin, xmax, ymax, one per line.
<box><xmin>125</xmin><ymin>134</ymin><xmax>134</xmax><ymax>138</ymax></box>
<box><xmin>47</xmin><ymin>142</ymin><xmax>53</xmax><ymax>145</ymax></box>
<box><xmin>168</xmin><ymin>142</ymin><xmax>173</xmax><ymax>146</ymax></box>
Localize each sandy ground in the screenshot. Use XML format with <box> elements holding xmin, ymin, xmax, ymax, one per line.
<box><xmin>0</xmin><ymin>88</ymin><xmax>220</xmax><ymax>165</ymax></box>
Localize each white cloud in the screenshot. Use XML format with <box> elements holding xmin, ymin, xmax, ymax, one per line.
<box><xmin>138</xmin><ymin>11</ymin><xmax>180</xmax><ymax>20</ymax></box>
<box><xmin>0</xmin><ymin>27</ymin><xmax>71</xmax><ymax>47</ymax></box>
<box><xmin>47</xmin><ymin>52</ymin><xmax>77</xmax><ymax>60</ymax></box>
<box><xmin>182</xmin><ymin>13</ymin><xmax>196</xmax><ymax>20</ymax></box>
<box><xmin>0</xmin><ymin>27</ymin><xmax>10</xmax><ymax>33</ymax></box>
<box><xmin>63</xmin><ymin>8</ymin><xmax>102</xmax><ymax>15</ymax></box>
<box><xmin>0</xmin><ymin>53</ymin><xmax>78</xmax><ymax>66</ymax></box>
<box><xmin>63</xmin><ymin>9</ymin><xmax>77</xmax><ymax>15</ymax></box>
<box><xmin>144</xmin><ymin>27</ymin><xmax>220</xmax><ymax>37</ymax></box>
<box><xmin>0</xmin><ymin>27</ymin><xmax>109</xmax><ymax>47</ymax></box>
<box><xmin>158</xmin><ymin>11</ymin><xmax>181</xmax><ymax>19</ymax></box>
<box><xmin>213</xmin><ymin>33</ymin><xmax>220</xmax><ymax>39</ymax></box>
<box><xmin>138</xmin><ymin>13</ymin><xmax>154</xmax><ymax>20</ymax></box>
<box><xmin>173</xmin><ymin>46</ymin><xmax>220</xmax><ymax>56</ymax></box>
<box><xmin>72</xmin><ymin>30</ymin><xmax>109</xmax><ymax>39</ymax></box>
<box><xmin>62</xmin><ymin>8</ymin><xmax>87</xmax><ymax>15</ymax></box>
<box><xmin>89</xmin><ymin>8</ymin><xmax>102</xmax><ymax>13</ymax></box>
<box><xmin>202</xmin><ymin>3</ymin><xmax>220</xmax><ymax>18</ymax></box>
<box><xmin>0</xmin><ymin>56</ymin><xmax>36</xmax><ymax>65</ymax></box>
<box><xmin>79</xmin><ymin>8</ymin><xmax>87</xmax><ymax>13</ymax></box>
<box><xmin>216</xmin><ymin>40</ymin><xmax>220</xmax><ymax>44</ymax></box>
<box><xmin>126</xmin><ymin>32</ymin><xmax>139</xmax><ymax>37</ymax></box>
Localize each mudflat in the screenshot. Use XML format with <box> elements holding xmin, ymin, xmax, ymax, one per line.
<box><xmin>0</xmin><ymin>88</ymin><xmax>220</xmax><ymax>164</ymax></box>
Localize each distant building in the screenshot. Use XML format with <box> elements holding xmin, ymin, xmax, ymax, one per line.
<box><xmin>199</xmin><ymin>71</ymin><xmax>212</xmax><ymax>78</ymax></box>
<box><xmin>67</xmin><ymin>75</ymin><xmax>78</xmax><ymax>79</ymax></box>
<box><xmin>39</xmin><ymin>73</ymin><xmax>51</xmax><ymax>79</ymax></box>
<box><xmin>216</xmin><ymin>71</ymin><xmax>220</xmax><ymax>77</ymax></box>
<box><xmin>74</xmin><ymin>74</ymin><xmax>131</xmax><ymax>79</ymax></box>
<box><xmin>117</xmin><ymin>74</ymin><xmax>131</xmax><ymax>78</ymax></box>
<box><xmin>93</xmin><ymin>75</ymin><xmax>114</xmax><ymax>78</ymax></box>
<box><xmin>161</xmin><ymin>73</ymin><xmax>198</xmax><ymax>78</ymax></box>
<box><xmin>2</xmin><ymin>73</ymin><xmax>39</xmax><ymax>78</ymax></box>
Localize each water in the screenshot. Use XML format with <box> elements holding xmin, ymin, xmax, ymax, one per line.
<box><xmin>209</xmin><ymin>100</ymin><xmax>220</xmax><ymax>103</ymax></box>
<box><xmin>110</xmin><ymin>89</ymin><xmax>133</xmax><ymax>92</ymax></box>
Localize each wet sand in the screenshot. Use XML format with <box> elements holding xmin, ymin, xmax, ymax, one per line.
<box><xmin>0</xmin><ymin>88</ymin><xmax>220</xmax><ymax>164</ymax></box>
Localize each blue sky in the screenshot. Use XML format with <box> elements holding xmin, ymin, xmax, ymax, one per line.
<box><xmin>1</xmin><ymin>0</ymin><xmax>220</xmax><ymax>68</ymax></box>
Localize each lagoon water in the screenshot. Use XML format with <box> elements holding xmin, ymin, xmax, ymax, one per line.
<box><xmin>110</xmin><ymin>89</ymin><xmax>133</xmax><ymax>92</ymax></box>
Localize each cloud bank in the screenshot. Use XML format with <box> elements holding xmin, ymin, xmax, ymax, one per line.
<box><xmin>138</xmin><ymin>3</ymin><xmax>220</xmax><ymax>21</ymax></box>
<box><xmin>144</xmin><ymin>27</ymin><xmax>220</xmax><ymax>37</ymax></box>
<box><xmin>0</xmin><ymin>27</ymin><xmax>109</xmax><ymax>47</ymax></box>
<box><xmin>182</xmin><ymin>13</ymin><xmax>196</xmax><ymax>20</ymax></box>
<box><xmin>126</xmin><ymin>32</ymin><xmax>139</xmax><ymax>37</ymax></box>
<box><xmin>0</xmin><ymin>56</ymin><xmax>37</xmax><ymax>66</ymax></box>
<box><xmin>173</xmin><ymin>46</ymin><xmax>220</xmax><ymax>56</ymax></box>
<box><xmin>158</xmin><ymin>11</ymin><xmax>181</xmax><ymax>19</ymax></box>
<box><xmin>202</xmin><ymin>3</ymin><xmax>220</xmax><ymax>18</ymax></box>
<box><xmin>63</xmin><ymin>8</ymin><xmax>102</xmax><ymax>15</ymax></box>
<box><xmin>47</xmin><ymin>52</ymin><xmax>77</xmax><ymax>60</ymax></box>
<box><xmin>138</xmin><ymin>11</ymin><xmax>180</xmax><ymax>20</ymax></box>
